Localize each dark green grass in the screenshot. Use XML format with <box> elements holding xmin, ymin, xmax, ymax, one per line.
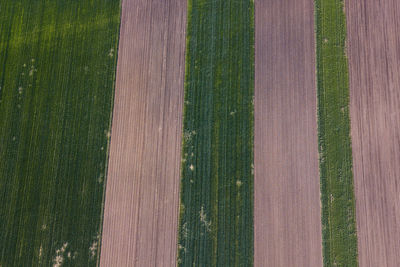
<box><xmin>315</xmin><ymin>0</ymin><xmax>358</xmax><ymax>266</ymax></box>
<box><xmin>0</xmin><ymin>1</ymin><xmax>120</xmax><ymax>266</ymax></box>
<box><xmin>177</xmin><ymin>0</ymin><xmax>254</xmax><ymax>266</ymax></box>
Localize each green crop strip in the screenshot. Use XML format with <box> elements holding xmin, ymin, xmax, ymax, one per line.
<box><xmin>0</xmin><ymin>1</ymin><xmax>120</xmax><ymax>266</ymax></box>
<box><xmin>315</xmin><ymin>0</ymin><xmax>358</xmax><ymax>266</ymax></box>
<box><xmin>177</xmin><ymin>0</ymin><xmax>254</xmax><ymax>266</ymax></box>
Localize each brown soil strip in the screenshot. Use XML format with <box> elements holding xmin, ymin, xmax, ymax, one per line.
<box><xmin>254</xmin><ymin>0</ymin><xmax>323</xmax><ymax>266</ymax></box>
<box><xmin>346</xmin><ymin>1</ymin><xmax>400</xmax><ymax>266</ymax></box>
<box><xmin>99</xmin><ymin>0</ymin><xmax>186</xmax><ymax>266</ymax></box>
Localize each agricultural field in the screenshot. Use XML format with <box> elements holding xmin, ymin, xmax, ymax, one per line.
<box><xmin>177</xmin><ymin>0</ymin><xmax>254</xmax><ymax>265</ymax></box>
<box><xmin>254</xmin><ymin>0</ymin><xmax>322</xmax><ymax>266</ymax></box>
<box><xmin>99</xmin><ymin>0</ymin><xmax>187</xmax><ymax>266</ymax></box>
<box><xmin>2</xmin><ymin>0</ymin><xmax>399</xmax><ymax>266</ymax></box>
<box><xmin>346</xmin><ymin>0</ymin><xmax>400</xmax><ymax>266</ymax></box>
<box><xmin>315</xmin><ymin>0</ymin><xmax>358</xmax><ymax>265</ymax></box>
<box><xmin>0</xmin><ymin>1</ymin><xmax>120</xmax><ymax>266</ymax></box>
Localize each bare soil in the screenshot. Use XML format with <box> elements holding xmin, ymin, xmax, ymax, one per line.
<box><xmin>99</xmin><ymin>0</ymin><xmax>186</xmax><ymax>266</ymax></box>
<box><xmin>254</xmin><ymin>1</ymin><xmax>323</xmax><ymax>266</ymax></box>
<box><xmin>346</xmin><ymin>1</ymin><xmax>400</xmax><ymax>266</ymax></box>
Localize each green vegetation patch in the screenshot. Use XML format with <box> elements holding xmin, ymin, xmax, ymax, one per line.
<box><xmin>177</xmin><ymin>0</ymin><xmax>254</xmax><ymax>266</ymax></box>
<box><xmin>315</xmin><ymin>0</ymin><xmax>358</xmax><ymax>266</ymax></box>
<box><xmin>0</xmin><ymin>1</ymin><xmax>120</xmax><ymax>266</ymax></box>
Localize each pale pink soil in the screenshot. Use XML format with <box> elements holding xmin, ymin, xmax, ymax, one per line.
<box><xmin>254</xmin><ymin>0</ymin><xmax>323</xmax><ymax>266</ymax></box>
<box><xmin>346</xmin><ymin>0</ymin><xmax>400</xmax><ymax>266</ymax></box>
<box><xmin>99</xmin><ymin>0</ymin><xmax>186</xmax><ymax>266</ymax></box>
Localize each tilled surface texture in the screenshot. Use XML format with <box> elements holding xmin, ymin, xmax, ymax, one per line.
<box><xmin>254</xmin><ymin>0</ymin><xmax>323</xmax><ymax>266</ymax></box>
<box><xmin>346</xmin><ymin>1</ymin><xmax>400</xmax><ymax>266</ymax></box>
<box><xmin>99</xmin><ymin>0</ymin><xmax>186</xmax><ymax>266</ymax></box>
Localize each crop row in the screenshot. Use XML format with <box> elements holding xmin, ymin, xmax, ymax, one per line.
<box><xmin>315</xmin><ymin>0</ymin><xmax>359</xmax><ymax>266</ymax></box>
<box><xmin>177</xmin><ymin>0</ymin><xmax>254</xmax><ymax>266</ymax></box>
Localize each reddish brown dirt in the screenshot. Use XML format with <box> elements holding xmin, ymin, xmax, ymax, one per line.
<box><xmin>254</xmin><ymin>0</ymin><xmax>323</xmax><ymax>266</ymax></box>
<box><xmin>99</xmin><ymin>0</ymin><xmax>186</xmax><ymax>266</ymax></box>
<box><xmin>346</xmin><ymin>1</ymin><xmax>400</xmax><ymax>266</ymax></box>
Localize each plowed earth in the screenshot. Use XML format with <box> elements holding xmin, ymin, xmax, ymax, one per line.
<box><xmin>99</xmin><ymin>0</ymin><xmax>186</xmax><ymax>266</ymax></box>
<box><xmin>254</xmin><ymin>0</ymin><xmax>323</xmax><ymax>266</ymax></box>
<box><xmin>346</xmin><ymin>1</ymin><xmax>400</xmax><ymax>266</ymax></box>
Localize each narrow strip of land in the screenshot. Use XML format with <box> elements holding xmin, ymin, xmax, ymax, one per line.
<box><xmin>177</xmin><ymin>0</ymin><xmax>254</xmax><ymax>265</ymax></box>
<box><xmin>99</xmin><ymin>0</ymin><xmax>186</xmax><ymax>266</ymax></box>
<box><xmin>346</xmin><ymin>1</ymin><xmax>400</xmax><ymax>266</ymax></box>
<box><xmin>254</xmin><ymin>0</ymin><xmax>322</xmax><ymax>266</ymax></box>
<box><xmin>315</xmin><ymin>0</ymin><xmax>358</xmax><ymax>265</ymax></box>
